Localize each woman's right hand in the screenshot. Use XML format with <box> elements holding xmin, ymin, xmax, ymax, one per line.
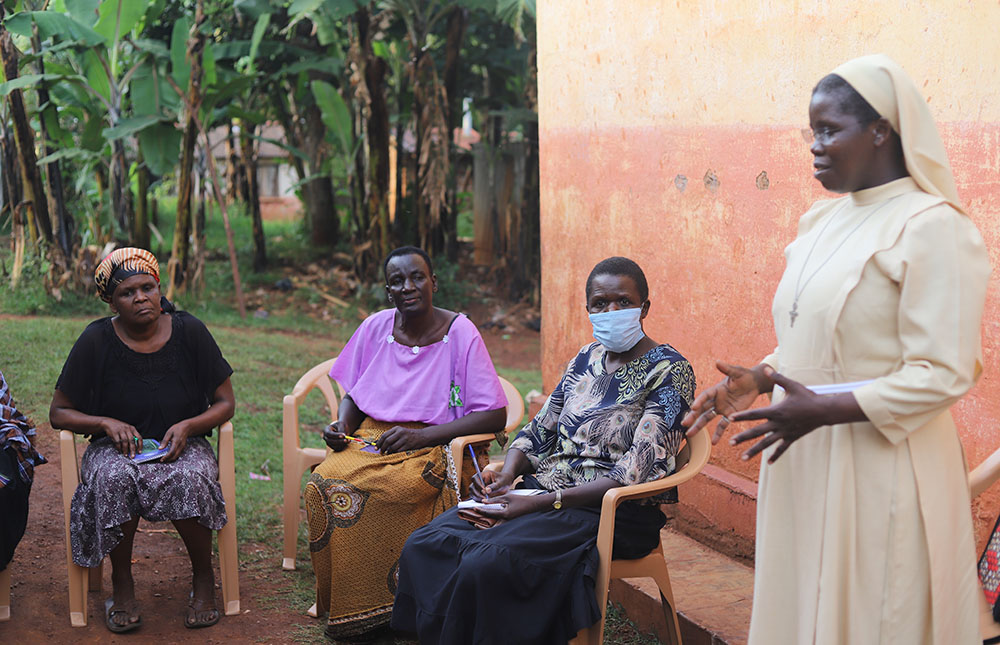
<box><xmin>471</xmin><ymin>469</ymin><xmax>515</xmax><ymax>501</ymax></box>
<box><xmin>682</xmin><ymin>361</ymin><xmax>772</xmax><ymax>444</ymax></box>
<box><xmin>323</xmin><ymin>420</ymin><xmax>351</xmax><ymax>451</ymax></box>
<box><xmin>101</xmin><ymin>418</ymin><xmax>143</xmax><ymax>458</ymax></box>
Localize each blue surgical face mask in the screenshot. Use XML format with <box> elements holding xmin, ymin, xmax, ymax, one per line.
<box><xmin>589</xmin><ymin>307</ymin><xmax>645</xmax><ymax>353</ymax></box>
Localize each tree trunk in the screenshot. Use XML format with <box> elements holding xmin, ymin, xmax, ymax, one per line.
<box><xmin>441</xmin><ymin>8</ymin><xmax>467</xmax><ymax>262</ymax></box>
<box><xmin>350</xmin><ymin>23</ymin><xmax>369</xmax><ymax>270</ymax></box>
<box><xmin>357</xmin><ymin>7</ymin><xmax>391</xmax><ymax>266</ymax></box>
<box><xmin>224</xmin><ymin>122</ymin><xmax>241</xmax><ymax>205</ymax></box>
<box><xmin>515</xmin><ymin>43</ymin><xmax>540</xmax><ymax>303</ymax></box>
<box><xmin>94</xmin><ymin>165</ymin><xmax>107</xmax><ymax>236</ymax></box>
<box><xmin>1</xmin><ymin>19</ymin><xmax>53</xmax><ymax>248</ymax></box>
<box><xmin>303</xmin><ymin>103</ymin><xmax>339</xmax><ymax>246</ymax></box>
<box><xmin>167</xmin><ymin>5</ymin><xmax>206</xmax><ymax>298</ymax></box>
<box><xmin>1</xmin><ymin>126</ymin><xmax>22</xmax><ymax>230</ymax></box>
<box><xmin>191</xmin><ymin>158</ymin><xmax>206</xmax><ymax>292</ymax></box>
<box><xmin>411</xmin><ymin>44</ymin><xmax>449</xmax><ymax>256</ymax></box>
<box><xmin>392</xmin><ymin>73</ymin><xmax>411</xmax><ymax>242</ymax></box>
<box><xmin>110</xmin><ymin>139</ymin><xmax>134</xmax><ymax>239</ymax></box>
<box><xmin>135</xmin><ymin>151</ymin><xmax>151</xmax><ymax>250</ymax></box>
<box><xmin>238</xmin><ymin>124</ymin><xmax>266</xmax><ymax>271</ymax></box>
<box><xmin>1</xmin><ymin>126</ymin><xmax>24</xmax><ymax>287</ymax></box>
<box><xmin>32</xmin><ymin>27</ymin><xmax>73</xmax><ymax>259</ymax></box>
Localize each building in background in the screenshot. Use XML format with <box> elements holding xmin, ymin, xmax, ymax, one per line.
<box><xmin>536</xmin><ymin>0</ymin><xmax>1000</xmax><ymax>555</ymax></box>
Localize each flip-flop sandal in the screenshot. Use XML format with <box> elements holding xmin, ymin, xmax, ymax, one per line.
<box><xmin>104</xmin><ymin>597</ymin><xmax>142</xmax><ymax>633</ymax></box>
<box><xmin>185</xmin><ymin>594</ymin><xmax>220</xmax><ymax>629</ymax></box>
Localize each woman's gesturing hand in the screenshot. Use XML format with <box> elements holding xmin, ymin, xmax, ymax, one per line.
<box><xmin>729</xmin><ymin>369</ymin><xmax>829</xmax><ymax>464</ymax></box>
<box><xmin>160</xmin><ymin>421</ymin><xmax>193</xmax><ymax>462</ymax></box>
<box><xmin>377</xmin><ymin>425</ymin><xmax>429</xmax><ymax>454</ymax></box>
<box><xmin>683</xmin><ymin>361</ymin><xmax>772</xmax><ymax>443</ymax></box>
<box><xmin>102</xmin><ymin>418</ymin><xmax>143</xmax><ymax>458</ymax></box>
<box><xmin>323</xmin><ymin>421</ymin><xmax>351</xmax><ymax>451</ymax></box>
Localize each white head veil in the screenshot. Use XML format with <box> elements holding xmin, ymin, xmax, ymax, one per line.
<box><xmin>831</xmin><ymin>54</ymin><xmax>964</xmax><ymax>214</ymax></box>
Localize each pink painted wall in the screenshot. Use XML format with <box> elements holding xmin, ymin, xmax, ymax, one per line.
<box><xmin>536</xmin><ymin>0</ymin><xmax>1000</xmax><ymax>546</ymax></box>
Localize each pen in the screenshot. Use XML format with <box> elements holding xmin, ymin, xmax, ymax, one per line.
<box><xmin>469</xmin><ymin>445</ymin><xmax>486</xmax><ymax>499</ymax></box>
<box><xmin>346</xmin><ymin>435</ymin><xmax>377</xmax><ymax>446</ymax></box>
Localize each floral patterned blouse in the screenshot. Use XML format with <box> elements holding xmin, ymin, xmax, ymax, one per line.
<box><xmin>508</xmin><ymin>342</ymin><xmax>695</xmax><ymax>504</ymax></box>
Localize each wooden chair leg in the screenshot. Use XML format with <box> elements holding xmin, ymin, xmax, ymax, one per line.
<box><xmin>0</xmin><ymin>566</ymin><xmax>11</xmax><ymax>621</ymax></box>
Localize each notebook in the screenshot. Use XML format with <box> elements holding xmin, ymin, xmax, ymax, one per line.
<box><xmin>132</xmin><ymin>439</ymin><xmax>171</xmax><ymax>464</ymax></box>
<box><xmin>457</xmin><ymin>488</ymin><xmax>546</xmax><ymax>512</ymax></box>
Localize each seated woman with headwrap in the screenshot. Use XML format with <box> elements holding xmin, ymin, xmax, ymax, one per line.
<box><xmin>49</xmin><ymin>248</ymin><xmax>235</xmax><ymax>633</ymax></box>
<box><xmin>391</xmin><ymin>257</ymin><xmax>695</xmax><ymax>645</ymax></box>
<box><xmin>1</xmin><ymin>369</ymin><xmax>46</xmax><ymax>575</ymax></box>
<box><xmin>305</xmin><ymin>246</ymin><xmax>508</xmax><ymax>642</ymax></box>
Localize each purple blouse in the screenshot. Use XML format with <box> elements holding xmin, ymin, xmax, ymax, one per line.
<box><xmin>329</xmin><ymin>309</ymin><xmax>507</xmax><ymax>425</ymax></box>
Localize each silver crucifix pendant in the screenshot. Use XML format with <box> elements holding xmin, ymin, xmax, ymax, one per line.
<box><xmin>789</xmin><ymin>302</ymin><xmax>798</xmax><ymax>327</ymax></box>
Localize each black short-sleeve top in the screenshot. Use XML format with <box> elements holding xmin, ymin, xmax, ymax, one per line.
<box><xmin>55</xmin><ymin>312</ymin><xmax>233</xmax><ymax>442</ymax></box>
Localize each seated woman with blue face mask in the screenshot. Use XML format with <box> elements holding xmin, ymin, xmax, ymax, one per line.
<box><xmin>391</xmin><ymin>256</ymin><xmax>695</xmax><ymax>644</ymax></box>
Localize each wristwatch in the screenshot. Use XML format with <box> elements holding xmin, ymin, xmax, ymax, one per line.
<box><xmin>552</xmin><ymin>489</ymin><xmax>563</xmax><ymax>510</ymax></box>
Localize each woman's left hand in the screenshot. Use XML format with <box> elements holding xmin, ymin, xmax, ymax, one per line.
<box><xmin>729</xmin><ymin>369</ymin><xmax>828</xmax><ymax>464</ymax></box>
<box><xmin>377</xmin><ymin>425</ymin><xmax>429</xmax><ymax>454</ymax></box>
<box><xmin>160</xmin><ymin>421</ymin><xmax>193</xmax><ymax>462</ymax></box>
<box><xmin>476</xmin><ymin>492</ymin><xmax>549</xmax><ymax>522</ymax></box>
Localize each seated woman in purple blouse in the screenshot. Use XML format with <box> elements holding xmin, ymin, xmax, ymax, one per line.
<box><xmin>304</xmin><ymin>246</ymin><xmax>507</xmax><ymax>642</ymax></box>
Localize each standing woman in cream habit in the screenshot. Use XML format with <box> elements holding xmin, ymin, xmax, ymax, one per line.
<box><xmin>684</xmin><ymin>55</ymin><xmax>988</xmax><ymax>644</ymax></box>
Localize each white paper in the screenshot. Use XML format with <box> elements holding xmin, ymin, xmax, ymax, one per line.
<box><xmin>457</xmin><ymin>488</ymin><xmax>545</xmax><ymax>511</ymax></box>
<box><xmin>774</xmin><ymin>379</ymin><xmax>875</xmax><ymax>396</ymax></box>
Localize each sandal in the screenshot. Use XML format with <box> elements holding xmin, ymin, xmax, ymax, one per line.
<box><xmin>105</xmin><ymin>597</ymin><xmax>142</xmax><ymax>633</ymax></box>
<box><xmin>185</xmin><ymin>593</ymin><xmax>220</xmax><ymax>629</ymax></box>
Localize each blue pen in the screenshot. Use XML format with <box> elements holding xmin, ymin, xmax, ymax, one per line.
<box><xmin>468</xmin><ymin>445</ymin><xmax>486</xmax><ymax>498</ymax></box>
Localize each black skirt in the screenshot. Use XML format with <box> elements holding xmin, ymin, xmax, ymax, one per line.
<box><xmin>0</xmin><ymin>447</ymin><xmax>31</xmax><ymax>571</ymax></box>
<box><xmin>391</xmin><ymin>500</ymin><xmax>665</xmax><ymax>645</ymax></box>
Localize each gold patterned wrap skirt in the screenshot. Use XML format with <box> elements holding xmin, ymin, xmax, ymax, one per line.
<box><xmin>305</xmin><ymin>419</ymin><xmax>487</xmax><ymax>638</ymax></box>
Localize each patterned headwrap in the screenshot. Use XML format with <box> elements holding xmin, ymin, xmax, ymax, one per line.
<box><xmin>94</xmin><ymin>247</ymin><xmax>160</xmax><ymax>303</ymax></box>
<box><xmin>0</xmin><ymin>369</ymin><xmax>46</xmax><ymax>487</ymax></box>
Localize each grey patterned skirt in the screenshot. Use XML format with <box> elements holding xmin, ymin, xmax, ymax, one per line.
<box><xmin>70</xmin><ymin>436</ymin><xmax>227</xmax><ymax>567</ymax></box>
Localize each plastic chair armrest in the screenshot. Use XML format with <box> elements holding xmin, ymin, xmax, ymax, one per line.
<box><xmin>59</xmin><ymin>431</ymin><xmax>80</xmax><ymax>500</ymax></box>
<box><xmin>449</xmin><ymin>433</ymin><xmax>497</xmax><ymax>451</ymax></box>
<box><xmin>218</xmin><ymin>422</ymin><xmax>235</xmax><ymax>492</ymax></box>
<box><xmin>449</xmin><ymin>433</ymin><xmax>497</xmax><ymax>490</ymax></box>
<box><xmin>597</xmin><ymin>427</ymin><xmax>712</xmax><ymax>542</ymax></box>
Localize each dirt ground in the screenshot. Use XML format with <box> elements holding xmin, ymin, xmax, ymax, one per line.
<box><xmin>0</xmin><ymin>326</ymin><xmax>541</xmax><ymax>644</ymax></box>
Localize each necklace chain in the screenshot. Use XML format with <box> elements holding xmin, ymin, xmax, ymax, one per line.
<box><xmin>789</xmin><ymin>196</ymin><xmax>900</xmax><ymax>327</ymax></box>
